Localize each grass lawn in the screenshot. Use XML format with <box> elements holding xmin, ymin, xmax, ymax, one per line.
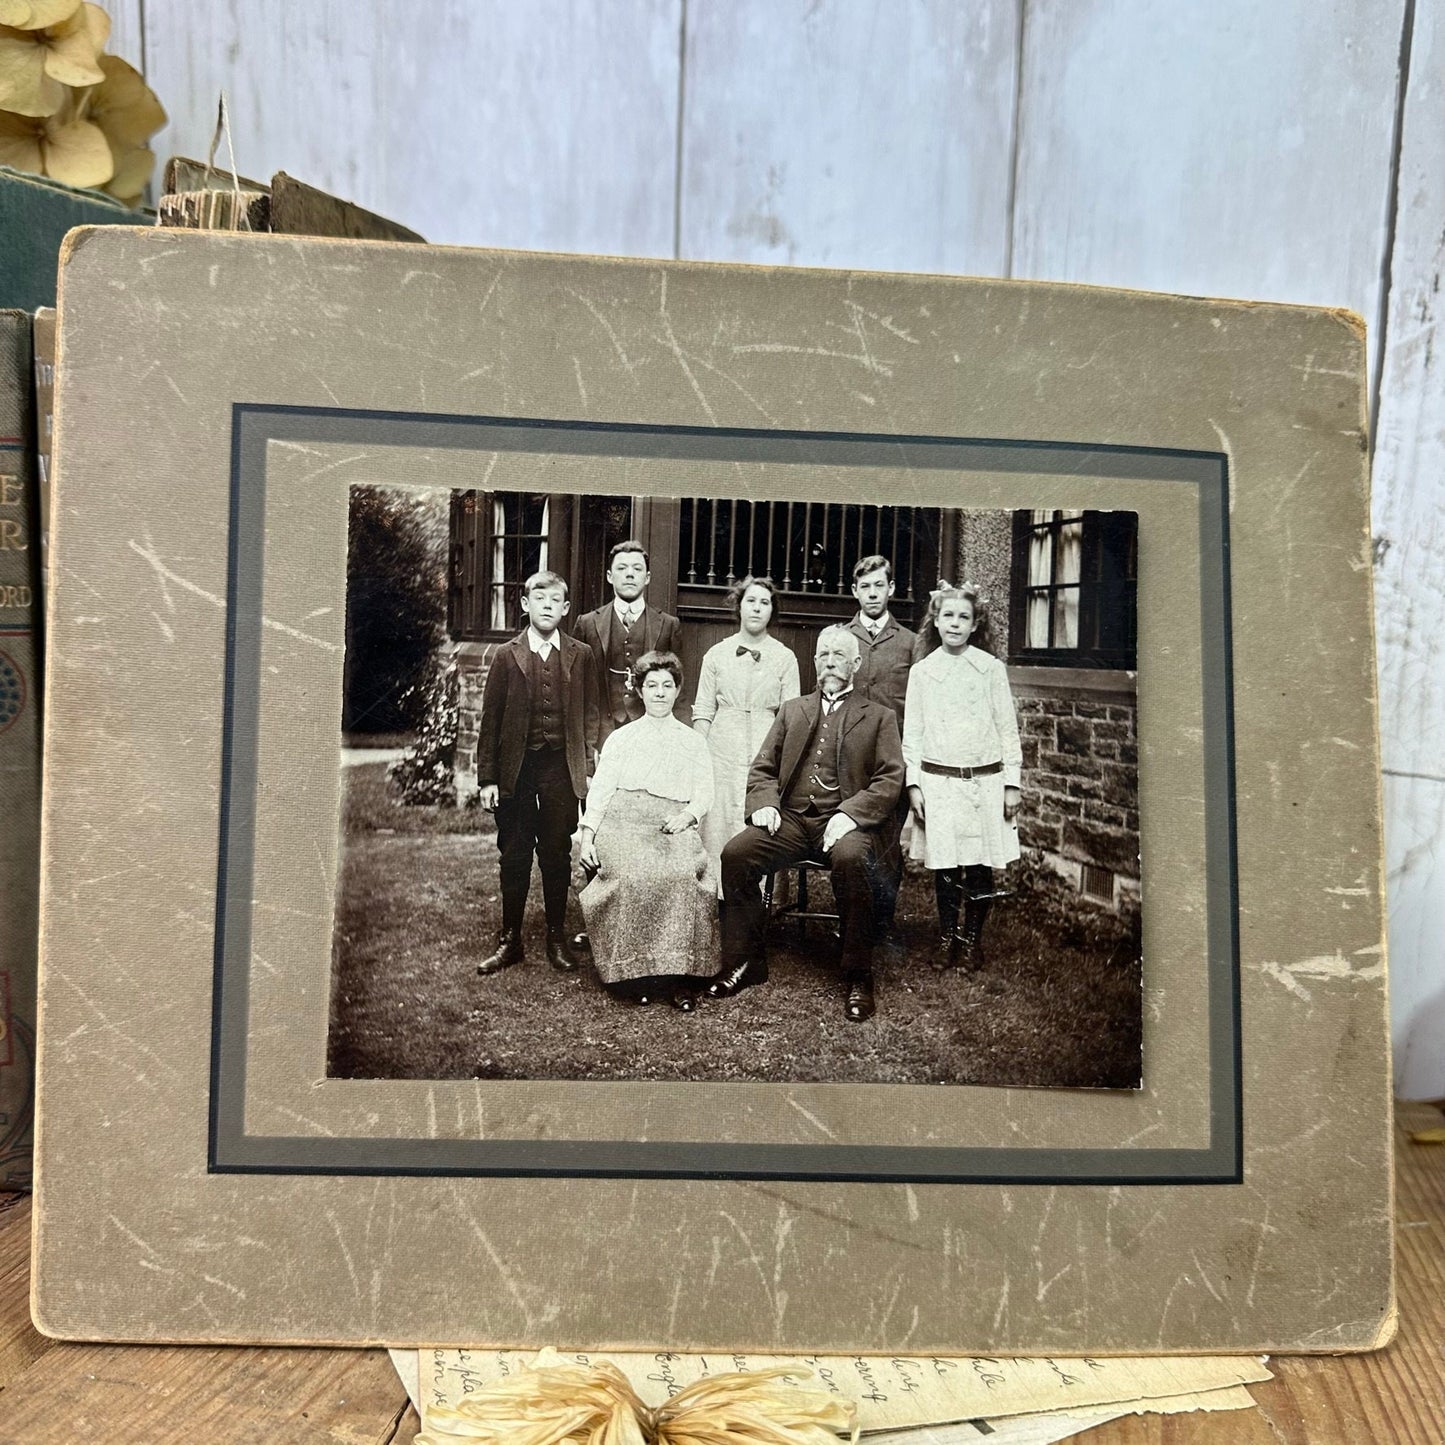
<box><xmin>328</xmin><ymin>762</ymin><xmax>1142</xmax><ymax>1089</ymax></box>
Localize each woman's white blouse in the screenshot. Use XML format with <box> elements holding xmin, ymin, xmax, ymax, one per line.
<box><xmin>580</xmin><ymin>714</ymin><xmax>715</xmax><ymax>831</ymax></box>
<box><xmin>902</xmin><ymin>646</ymin><xmax>1023</xmax><ymax>789</ymax></box>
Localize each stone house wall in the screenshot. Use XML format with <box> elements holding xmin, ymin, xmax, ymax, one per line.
<box><xmin>1013</xmin><ymin>671</ymin><xmax>1140</xmax><ymax>906</ymax></box>
<box><xmin>452</xmin><ymin>640</ymin><xmax>496</xmax><ymax>802</ymax></box>
<box><xmin>952</xmin><ymin>509</ymin><xmax>1014</xmax><ymax>658</ymax></box>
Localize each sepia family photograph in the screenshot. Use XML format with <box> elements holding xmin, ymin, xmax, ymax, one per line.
<box><xmin>328</xmin><ymin>485</ymin><xmax>1142</xmax><ymax>1090</ymax></box>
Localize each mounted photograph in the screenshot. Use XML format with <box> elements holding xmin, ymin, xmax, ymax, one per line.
<box><xmin>328</xmin><ymin>486</ymin><xmax>1142</xmax><ymax>1090</ymax></box>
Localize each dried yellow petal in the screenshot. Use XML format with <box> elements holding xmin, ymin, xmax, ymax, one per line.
<box><xmin>38</xmin><ymin>0</ymin><xmax>105</xmax><ymax>86</ymax></box>
<box><xmin>0</xmin><ymin>26</ymin><xmax>64</xmax><ymax>115</ymax></box>
<box><xmin>38</xmin><ymin>109</ymin><xmax>110</xmax><ymax>185</ymax></box>
<box><xmin>0</xmin><ymin>0</ymin><xmax>81</xmax><ymax>29</ymax></box>
<box><xmin>0</xmin><ymin>105</ymin><xmax>44</xmax><ymax>169</ymax></box>
<box><xmin>87</xmin><ymin>52</ymin><xmax>165</xmax><ymax>148</ymax></box>
<box><xmin>100</xmin><ymin>140</ymin><xmax>151</xmax><ymax>201</ymax></box>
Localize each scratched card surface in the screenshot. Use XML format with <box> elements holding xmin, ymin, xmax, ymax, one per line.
<box><xmin>34</xmin><ymin>228</ymin><xmax>1391</xmax><ymax>1350</ymax></box>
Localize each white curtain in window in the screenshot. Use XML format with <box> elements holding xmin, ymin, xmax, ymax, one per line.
<box><xmin>489</xmin><ymin>495</ymin><xmax>549</xmax><ymax>632</ymax></box>
<box><xmin>1026</xmin><ymin>512</ymin><xmax>1052</xmax><ymax>646</ymax></box>
<box><xmin>1054</xmin><ymin>512</ymin><xmax>1083</xmax><ymax>647</ymax></box>
<box><xmin>489</xmin><ymin>495</ymin><xmax>508</xmax><ymax>631</ymax></box>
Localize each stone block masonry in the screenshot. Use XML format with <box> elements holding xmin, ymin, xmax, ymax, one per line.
<box><xmin>452</xmin><ymin>640</ymin><xmax>499</xmax><ymax>801</ymax></box>
<box><xmin>1013</xmin><ymin>670</ymin><xmax>1139</xmax><ymax>908</ymax></box>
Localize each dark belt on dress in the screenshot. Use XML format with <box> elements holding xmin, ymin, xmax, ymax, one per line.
<box><xmin>921</xmin><ymin>759</ymin><xmax>1003</xmax><ymax>779</ymax></box>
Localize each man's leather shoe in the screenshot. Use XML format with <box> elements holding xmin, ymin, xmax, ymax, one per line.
<box><xmin>705</xmin><ymin>959</ymin><xmax>765</xmax><ymax>999</ymax></box>
<box><xmin>546</xmin><ymin>931</ymin><xmax>584</xmax><ymax>972</ymax></box>
<box><xmin>845</xmin><ymin>976</ymin><xmax>876</xmax><ymax>1022</ymax></box>
<box><xmin>477</xmin><ymin>929</ymin><xmax>523</xmax><ymax>976</ymax></box>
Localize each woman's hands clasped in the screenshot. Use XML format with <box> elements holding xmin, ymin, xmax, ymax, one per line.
<box><xmin>660</xmin><ymin>809</ymin><xmax>697</xmax><ymax>835</ymax></box>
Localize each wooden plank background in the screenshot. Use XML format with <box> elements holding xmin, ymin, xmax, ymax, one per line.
<box><xmin>1372</xmin><ymin>0</ymin><xmax>1445</xmax><ymax>1103</ymax></box>
<box><xmin>98</xmin><ymin>0</ymin><xmax>1441</xmax><ymax>1099</ymax></box>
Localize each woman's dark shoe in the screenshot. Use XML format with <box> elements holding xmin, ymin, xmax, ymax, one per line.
<box><xmin>844</xmin><ymin>975</ymin><xmax>876</xmax><ymax>1022</ymax></box>
<box><xmin>935</xmin><ymin>933</ymin><xmax>962</xmax><ymax>970</ymax></box>
<box><xmin>546</xmin><ymin>930</ymin><xmax>584</xmax><ymax>972</ymax></box>
<box><xmin>670</xmin><ymin>988</ymin><xmax>698</xmax><ymax>1012</ymax></box>
<box><xmin>477</xmin><ymin>929</ymin><xmax>523</xmax><ymax>976</ymax></box>
<box><xmin>634</xmin><ymin>992</ymin><xmax>653</xmax><ymax>1007</ymax></box>
<box><xmin>705</xmin><ymin>959</ymin><xmax>765</xmax><ymax>999</ymax></box>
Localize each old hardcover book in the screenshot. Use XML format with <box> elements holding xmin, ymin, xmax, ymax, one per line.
<box><xmin>0</xmin><ymin>168</ymin><xmax>135</xmax><ymax>313</ymax></box>
<box><xmin>32</xmin><ymin>309</ymin><xmax>54</xmax><ymax>599</ymax></box>
<box><xmin>0</xmin><ymin>311</ymin><xmax>40</xmax><ymax>1191</ymax></box>
<box><xmin>33</xmin><ymin>226</ymin><xmax>1391</xmax><ymax>1352</ymax></box>
<box><xmin>157</xmin><ymin>156</ymin><xmax>423</xmax><ymax>240</ymax></box>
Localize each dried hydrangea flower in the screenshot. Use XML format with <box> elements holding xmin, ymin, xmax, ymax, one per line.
<box><xmin>0</xmin><ymin>0</ymin><xmax>108</xmax><ymax>116</ymax></box>
<box><xmin>85</xmin><ymin>53</ymin><xmax>166</xmax><ymax>201</ymax></box>
<box><xmin>0</xmin><ymin>88</ymin><xmax>110</xmax><ymax>186</ymax></box>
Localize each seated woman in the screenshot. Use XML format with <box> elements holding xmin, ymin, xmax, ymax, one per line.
<box><xmin>577</xmin><ymin>651</ymin><xmax>717</xmax><ymax>1011</ymax></box>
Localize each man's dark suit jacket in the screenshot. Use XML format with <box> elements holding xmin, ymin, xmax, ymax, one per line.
<box><xmin>744</xmin><ymin>691</ymin><xmax>904</xmax><ymax>831</ymax></box>
<box><xmin>476</xmin><ymin>632</ymin><xmax>599</xmax><ymax>799</ymax></box>
<box><xmin>573</xmin><ymin>601</ymin><xmax>682</xmax><ymax>737</ymax></box>
<box><xmin>846</xmin><ymin>613</ymin><xmax>917</xmax><ymax>729</ymax></box>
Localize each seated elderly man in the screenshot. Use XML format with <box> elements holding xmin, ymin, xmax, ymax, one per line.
<box><xmin>704</xmin><ymin>624</ymin><xmax>905</xmax><ymax>1021</ymax></box>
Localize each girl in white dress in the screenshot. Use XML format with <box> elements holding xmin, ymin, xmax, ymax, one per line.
<box><xmin>903</xmin><ymin>584</ymin><xmax>1022</xmax><ymax>969</ymax></box>
<box><xmin>691</xmin><ymin>576</ymin><xmax>801</xmax><ymax>893</ymax></box>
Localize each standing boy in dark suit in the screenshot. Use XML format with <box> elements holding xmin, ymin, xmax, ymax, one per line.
<box><xmin>476</xmin><ymin>570</ymin><xmax>599</xmax><ymax>976</ymax></box>
<box><xmin>573</xmin><ymin>540</ymin><xmax>681</xmax><ymax>743</ymax></box>
<box><xmin>846</xmin><ymin>554</ymin><xmax>917</xmax><ymax>933</ymax></box>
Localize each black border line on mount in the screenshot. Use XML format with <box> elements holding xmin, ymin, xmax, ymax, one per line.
<box><xmin>209</xmin><ymin>403</ymin><xmax>1241</xmax><ymax>1185</ymax></box>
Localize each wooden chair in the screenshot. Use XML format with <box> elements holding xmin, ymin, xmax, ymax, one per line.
<box><xmin>762</xmin><ymin>854</ymin><xmax>840</xmax><ymax>940</ymax></box>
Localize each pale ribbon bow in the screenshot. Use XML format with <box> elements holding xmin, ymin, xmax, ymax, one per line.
<box><xmin>416</xmin><ymin>1353</ymin><xmax>860</xmax><ymax>1445</ymax></box>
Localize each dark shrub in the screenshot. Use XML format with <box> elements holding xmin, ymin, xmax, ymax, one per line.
<box><xmin>344</xmin><ymin>486</ymin><xmax>445</xmax><ymax>733</ymax></box>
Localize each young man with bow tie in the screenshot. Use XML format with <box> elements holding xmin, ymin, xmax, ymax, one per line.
<box><xmin>706</xmin><ymin>625</ymin><xmax>904</xmax><ymax>1022</ymax></box>
<box><xmin>846</xmin><ymin>555</ymin><xmax>918</xmax><ymax>935</ymax></box>
<box><xmin>573</xmin><ymin>540</ymin><xmax>682</xmax><ymax>744</ymax></box>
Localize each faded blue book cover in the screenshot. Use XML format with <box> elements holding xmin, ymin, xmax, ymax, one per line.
<box><xmin>0</xmin><ymin>166</ymin><xmax>133</xmax><ymax>314</ymax></box>
<box><xmin>0</xmin><ymin>310</ymin><xmax>39</xmax><ymax>1190</ymax></box>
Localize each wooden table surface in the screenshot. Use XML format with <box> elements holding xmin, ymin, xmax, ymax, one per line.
<box><xmin>0</xmin><ymin>1102</ymin><xmax>1439</xmax><ymax>1444</ymax></box>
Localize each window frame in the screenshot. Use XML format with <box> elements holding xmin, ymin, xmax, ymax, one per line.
<box><xmin>1008</xmin><ymin>509</ymin><xmax>1137</xmax><ymax>670</ymax></box>
<box><xmin>448</xmin><ymin>489</ymin><xmax>562</xmax><ymax>643</ymax></box>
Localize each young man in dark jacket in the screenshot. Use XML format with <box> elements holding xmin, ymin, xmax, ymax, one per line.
<box><xmin>572</xmin><ymin>540</ymin><xmax>681</xmax><ymax>743</ymax></box>
<box><xmin>845</xmin><ymin>554</ymin><xmax>917</xmax><ymax>933</ymax></box>
<box><xmin>475</xmin><ymin>570</ymin><xmax>599</xmax><ymax>975</ymax></box>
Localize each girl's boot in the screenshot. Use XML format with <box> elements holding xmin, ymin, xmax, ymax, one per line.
<box><xmin>934</xmin><ymin>868</ymin><xmax>962</xmax><ymax>968</ymax></box>
<box><xmin>958</xmin><ymin>865</ymin><xmax>994</xmax><ymax>970</ymax></box>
